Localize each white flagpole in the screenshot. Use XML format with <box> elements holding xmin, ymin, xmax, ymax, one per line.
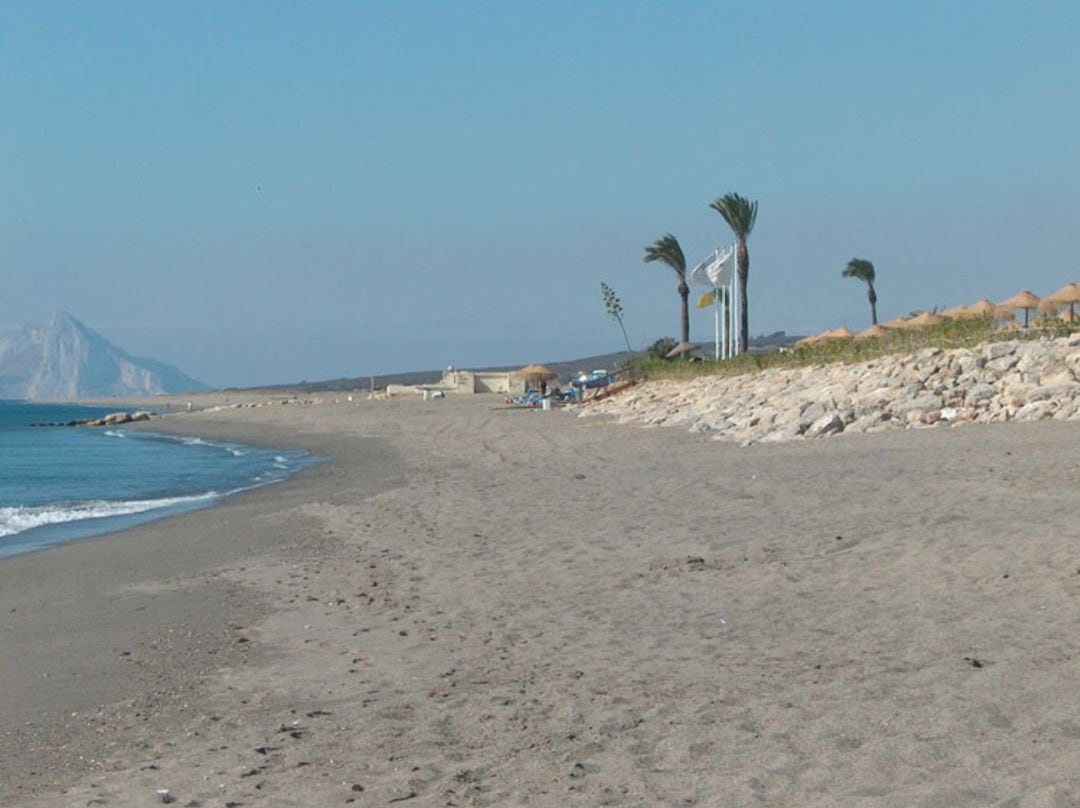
<box><xmin>720</xmin><ymin>287</ymin><xmax>725</xmax><ymax>360</ymax></box>
<box><xmin>714</xmin><ymin>286</ymin><xmax>720</xmax><ymax>360</ymax></box>
<box><xmin>711</xmin><ymin>248</ymin><xmax>720</xmax><ymax>360</ymax></box>
<box><xmin>729</xmin><ymin>245</ymin><xmax>737</xmax><ymax>357</ymax></box>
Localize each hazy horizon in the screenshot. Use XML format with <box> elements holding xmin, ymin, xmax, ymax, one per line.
<box><xmin>4</xmin><ymin>3</ymin><xmax>1079</xmax><ymax>387</ymax></box>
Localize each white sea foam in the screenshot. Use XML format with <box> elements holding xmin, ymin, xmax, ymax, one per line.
<box><xmin>0</xmin><ymin>493</ymin><xmax>219</xmax><ymax>538</ymax></box>
<box><xmin>104</xmin><ymin>430</ymin><xmax>125</xmax><ymax>438</ymax></box>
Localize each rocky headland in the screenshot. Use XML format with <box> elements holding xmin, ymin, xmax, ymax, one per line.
<box><xmin>582</xmin><ymin>332</ymin><xmax>1080</xmax><ymax>444</ymax></box>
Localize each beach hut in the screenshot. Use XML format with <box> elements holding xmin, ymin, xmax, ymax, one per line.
<box><xmin>997</xmin><ymin>290</ymin><xmax>1041</xmax><ymax>327</ymax></box>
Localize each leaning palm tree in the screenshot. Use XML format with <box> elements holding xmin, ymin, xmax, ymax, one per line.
<box><xmin>643</xmin><ymin>233</ymin><xmax>690</xmax><ymax>344</ymax></box>
<box><xmin>842</xmin><ymin>257</ymin><xmax>878</xmax><ymax>325</ymax></box>
<box><xmin>710</xmin><ymin>193</ymin><xmax>758</xmax><ymax>354</ymax></box>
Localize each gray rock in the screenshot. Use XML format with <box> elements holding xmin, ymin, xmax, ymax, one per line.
<box><xmin>898</xmin><ymin>393</ymin><xmax>943</xmax><ymax>415</ymax></box>
<box><xmin>805</xmin><ymin>413</ymin><xmax>844</xmax><ymax>437</ymax></box>
<box><xmin>984</xmin><ymin>342</ymin><xmax>1017</xmax><ymax>360</ymax></box>
<box><xmin>965</xmin><ymin>383</ymin><xmax>996</xmax><ymax>406</ymax></box>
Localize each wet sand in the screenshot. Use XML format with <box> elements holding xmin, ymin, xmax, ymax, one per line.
<box><xmin>2</xmin><ymin>395</ymin><xmax>1079</xmax><ymax>806</ymax></box>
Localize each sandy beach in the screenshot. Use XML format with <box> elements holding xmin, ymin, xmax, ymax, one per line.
<box><xmin>2</xmin><ymin>394</ymin><xmax>1080</xmax><ymax>806</ymax></box>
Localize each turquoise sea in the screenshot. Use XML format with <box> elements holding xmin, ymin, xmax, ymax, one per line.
<box><xmin>0</xmin><ymin>401</ymin><xmax>317</xmax><ymax>560</ymax></box>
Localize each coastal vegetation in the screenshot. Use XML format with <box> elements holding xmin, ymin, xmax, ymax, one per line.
<box><xmin>600</xmin><ymin>281</ymin><xmax>633</xmax><ymax>356</ymax></box>
<box><xmin>632</xmin><ymin>313</ymin><xmax>1079</xmax><ymax>382</ymax></box>
<box><xmin>842</xmin><ymin>258</ymin><xmax>879</xmax><ymax>326</ymax></box>
<box><xmin>642</xmin><ymin>234</ymin><xmax>690</xmax><ymax>344</ymax></box>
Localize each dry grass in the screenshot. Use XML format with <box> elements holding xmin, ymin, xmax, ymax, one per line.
<box><xmin>636</xmin><ymin>316</ymin><xmax>1078</xmax><ymax>381</ymax></box>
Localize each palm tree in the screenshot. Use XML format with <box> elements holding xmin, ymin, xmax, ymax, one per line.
<box><xmin>842</xmin><ymin>258</ymin><xmax>878</xmax><ymax>325</ymax></box>
<box><xmin>710</xmin><ymin>193</ymin><xmax>758</xmax><ymax>354</ymax></box>
<box><xmin>643</xmin><ymin>234</ymin><xmax>690</xmax><ymax>344</ymax></box>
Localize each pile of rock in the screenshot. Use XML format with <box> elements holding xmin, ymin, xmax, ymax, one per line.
<box><xmin>73</xmin><ymin>411</ymin><xmax>154</xmax><ymax>427</ymax></box>
<box><xmin>581</xmin><ymin>333</ymin><xmax>1080</xmax><ymax>444</ymax></box>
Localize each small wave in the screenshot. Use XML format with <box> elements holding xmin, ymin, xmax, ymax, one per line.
<box><xmin>103</xmin><ymin>430</ymin><xmax>125</xmax><ymax>438</ymax></box>
<box><xmin>228</xmin><ymin>448</ymin><xmax>246</xmax><ymax>457</ymax></box>
<box><xmin>181</xmin><ymin>437</ymin><xmax>212</xmax><ymax>446</ymax></box>
<box><xmin>0</xmin><ymin>493</ymin><xmax>220</xmax><ymax>538</ymax></box>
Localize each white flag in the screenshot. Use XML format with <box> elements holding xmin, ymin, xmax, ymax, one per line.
<box><xmin>690</xmin><ymin>246</ymin><xmax>734</xmax><ymax>287</ymax></box>
<box><xmin>690</xmin><ymin>249</ymin><xmax>719</xmax><ymax>287</ymax></box>
<box><xmin>706</xmin><ymin>246</ymin><xmax>734</xmax><ymax>286</ymax></box>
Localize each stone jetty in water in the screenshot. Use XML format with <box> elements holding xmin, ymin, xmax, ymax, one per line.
<box><xmin>32</xmin><ymin>411</ymin><xmax>156</xmax><ymax>428</ymax></box>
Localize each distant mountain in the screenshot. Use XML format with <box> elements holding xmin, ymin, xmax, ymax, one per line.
<box><xmin>0</xmin><ymin>312</ymin><xmax>207</xmax><ymax>399</ymax></box>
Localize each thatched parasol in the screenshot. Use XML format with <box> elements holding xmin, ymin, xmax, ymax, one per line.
<box><xmin>854</xmin><ymin>324</ymin><xmax>894</xmax><ymax>340</ymax></box>
<box><xmin>998</xmin><ymin>289</ymin><xmax>1041</xmax><ymax>327</ymax></box>
<box><xmin>892</xmin><ymin>311</ymin><xmax>944</xmax><ymax>330</ymax></box>
<box><xmin>940</xmin><ymin>304</ymin><xmax>971</xmax><ymax>319</ymax></box>
<box><xmin>795</xmin><ymin>326</ymin><xmax>854</xmax><ymax>348</ymax></box>
<box><xmin>823</xmin><ymin>325</ymin><xmax>855</xmax><ymax>340</ymax></box>
<box><xmin>1040</xmin><ymin>282</ymin><xmax>1080</xmax><ymax>318</ymax></box>
<box><xmin>881</xmin><ymin>315</ymin><xmax>911</xmax><ymax>328</ymax></box>
<box><xmin>513</xmin><ymin>363</ymin><xmax>557</xmax><ymax>380</ymax></box>
<box><xmin>965</xmin><ymin>299</ymin><xmax>1000</xmax><ymax>318</ymax></box>
<box><xmin>665</xmin><ymin>341</ymin><xmax>703</xmax><ymax>359</ymax></box>
<box><xmin>794</xmin><ymin>333</ymin><xmax>825</xmax><ymax>348</ymax></box>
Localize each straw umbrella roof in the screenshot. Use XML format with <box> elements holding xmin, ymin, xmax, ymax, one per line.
<box><xmin>1041</xmin><ymin>282</ymin><xmax>1080</xmax><ymax>318</ymax></box>
<box><xmin>664</xmin><ymin>341</ymin><xmax>702</xmax><ymax>359</ymax></box>
<box><xmin>1043</xmin><ymin>282</ymin><xmax>1080</xmax><ymax>305</ymax></box>
<box><xmin>939</xmin><ymin>304</ymin><xmax>970</xmax><ymax>318</ymax></box>
<box><xmin>794</xmin><ymin>333</ymin><xmax>826</xmax><ymax>348</ymax></box>
<box><xmin>998</xmin><ymin>289</ymin><xmax>1040</xmax><ymax>327</ymax></box>
<box><xmin>966</xmin><ymin>299</ymin><xmax>1000</xmax><ymax>317</ymax></box>
<box><xmin>854</xmin><ymin>324</ymin><xmax>894</xmax><ymax>340</ymax></box>
<box><xmin>826</xmin><ymin>325</ymin><xmax>855</xmax><ymax>339</ymax></box>
<box><xmin>999</xmin><ymin>289</ymin><xmax>1041</xmax><ymax>309</ymax></box>
<box><xmin>513</xmin><ymin>363</ymin><xmax>557</xmax><ymax>379</ymax></box>
<box><xmin>881</xmin><ymin>315</ymin><xmax>910</xmax><ymax>328</ymax></box>
<box><xmin>893</xmin><ymin>311</ymin><xmax>944</xmax><ymax>330</ymax></box>
<box><xmin>795</xmin><ymin>326</ymin><xmax>853</xmax><ymax>348</ymax></box>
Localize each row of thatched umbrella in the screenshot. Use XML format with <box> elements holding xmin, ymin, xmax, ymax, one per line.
<box><xmin>796</xmin><ymin>282</ymin><xmax>1080</xmax><ymax>347</ymax></box>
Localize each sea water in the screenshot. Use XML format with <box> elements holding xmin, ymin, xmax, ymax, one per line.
<box><xmin>0</xmin><ymin>401</ymin><xmax>319</xmax><ymax>560</ymax></box>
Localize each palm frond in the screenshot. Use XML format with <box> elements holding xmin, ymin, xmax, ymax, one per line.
<box><xmin>643</xmin><ymin>233</ymin><xmax>687</xmax><ymax>276</ymax></box>
<box><xmin>842</xmin><ymin>258</ymin><xmax>875</xmax><ymax>283</ymax></box>
<box><xmin>709</xmin><ymin>193</ymin><xmax>758</xmax><ymax>239</ymax></box>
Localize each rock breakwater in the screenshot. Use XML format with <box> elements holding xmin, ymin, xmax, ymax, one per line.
<box><xmin>582</xmin><ymin>333</ymin><xmax>1080</xmax><ymax>444</ymax></box>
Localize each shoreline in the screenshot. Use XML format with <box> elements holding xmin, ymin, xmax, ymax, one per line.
<box><xmin>3</xmin><ymin>394</ymin><xmax>1079</xmax><ymax>805</ymax></box>
<box><xmin>0</xmin><ymin>399</ymin><xmax>325</xmax><ymax>561</ymax></box>
<box><xmin>0</xmin><ymin>397</ymin><xmax>405</xmax><ymax>805</ymax></box>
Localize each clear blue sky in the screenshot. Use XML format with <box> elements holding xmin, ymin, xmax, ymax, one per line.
<box><xmin>3</xmin><ymin>1</ymin><xmax>1079</xmax><ymax>387</ymax></box>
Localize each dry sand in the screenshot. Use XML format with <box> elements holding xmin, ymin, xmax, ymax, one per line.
<box><xmin>2</xmin><ymin>394</ymin><xmax>1079</xmax><ymax>806</ymax></box>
